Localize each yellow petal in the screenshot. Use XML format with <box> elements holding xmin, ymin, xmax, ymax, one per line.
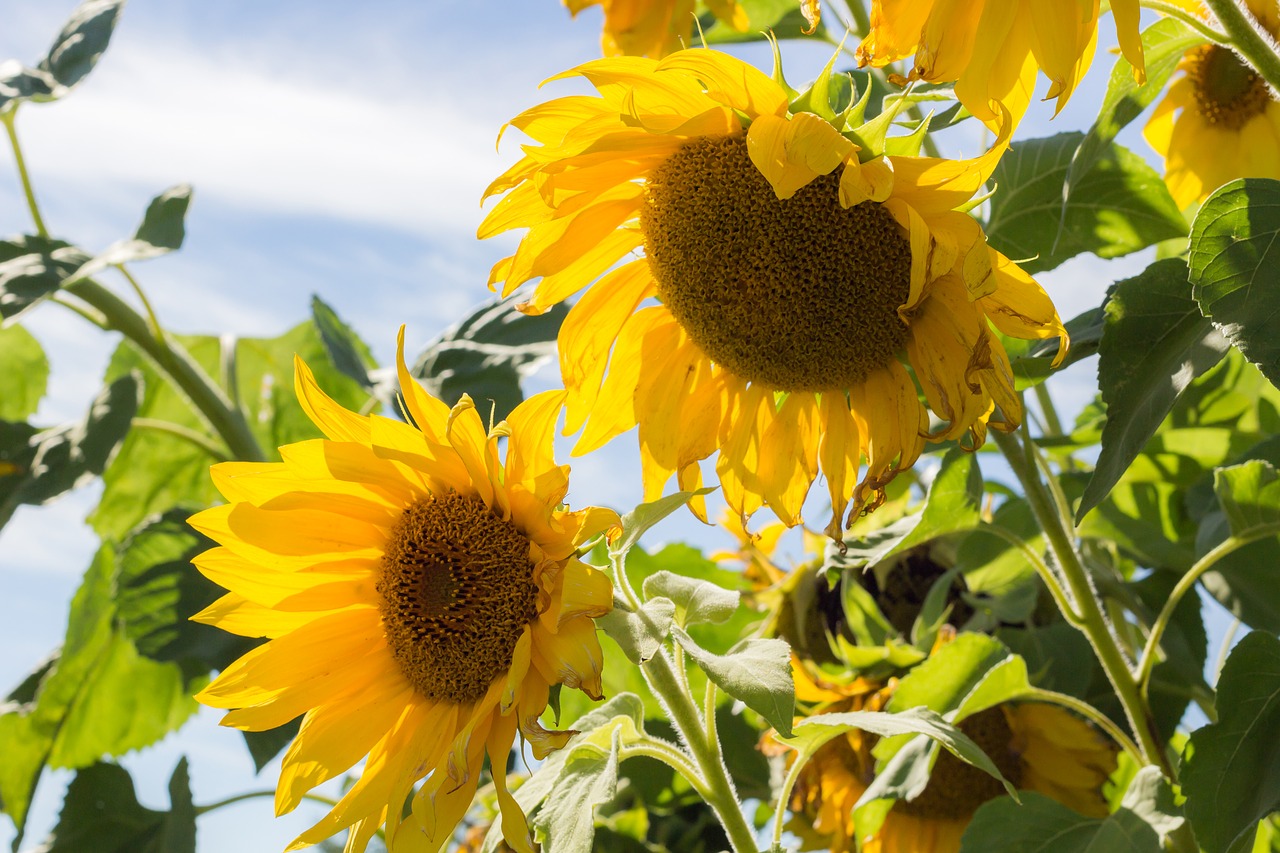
<box><xmin>840</xmin><ymin>155</ymin><xmax>895</xmax><ymax>207</ymax></box>
<box><xmin>1111</xmin><ymin>0</ymin><xmax>1146</xmax><ymax>83</ymax></box>
<box><xmin>818</xmin><ymin>392</ymin><xmax>862</xmax><ymax>540</ymax></box>
<box><xmin>503</xmin><ymin>389</ymin><xmax>570</xmax><ymax>503</ymax></box>
<box><xmin>758</xmin><ymin>392</ymin><xmax>820</xmax><ymax>527</ymax></box>
<box><xmin>636</xmin><ymin>322</ymin><xmax>702</xmax><ymax>501</ymax></box>
<box><xmin>746</xmin><ymin>112</ymin><xmax>855</xmax><ymax>199</ymax></box>
<box><xmin>888</xmin><ymin>106</ymin><xmax>1013</xmax><ymax>213</ymax></box>
<box><xmin>857</xmin><ymin>0</ymin><xmax>936</xmax><ymax>67</ymax></box>
<box><xmin>849</xmin><ymin>360</ymin><xmax>926</xmax><ymax>517</ymax></box>
<box><xmin>715</xmin><ymin>382</ymin><xmax>770</xmax><ymax>525</ymax></box>
<box><xmin>487</xmin><ymin>712</ymin><xmax>535</xmax><ymax>853</ymax></box>
<box><xmin>294</xmin><ymin>355</ymin><xmax>370</xmax><ymax>444</ymax></box>
<box><xmin>657</xmin><ymin>48</ymin><xmax>790</xmax><ymax>118</ymax></box>
<box><xmin>904</xmin><ymin>274</ymin><xmax>990</xmax><ymax>441</ymax></box>
<box><xmin>531</xmin><ymin>618</ymin><xmax>605</xmax><ymax>700</ymax></box>
<box><xmin>573</xmin><ymin>306</ymin><xmax>669</xmax><ymax>455</ymax></box>
<box><xmin>979</xmin><ymin>252</ymin><xmax>1067</xmax><ymax>359</ymax></box>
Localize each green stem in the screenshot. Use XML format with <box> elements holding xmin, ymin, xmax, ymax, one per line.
<box><xmin>194</xmin><ymin>789</ymin><xmax>338</xmax><ymax>817</ymax></box>
<box><xmin>1202</xmin><ymin>0</ymin><xmax>1280</xmax><ymax>91</ymax></box>
<box><xmin>1139</xmin><ymin>0</ymin><xmax>1231</xmax><ymax>42</ymax></box>
<box><xmin>3</xmin><ymin>109</ymin><xmax>49</xmax><ymax>238</ymax></box>
<box><xmin>773</xmin><ymin>746</ymin><xmax>809</xmax><ymax>848</ymax></box>
<box><xmin>1020</xmin><ymin>687</ymin><xmax>1143</xmax><ymax>764</ymax></box>
<box><xmin>63</xmin><ymin>278</ymin><xmax>266</xmax><ymax>462</ymax></box>
<box><xmin>642</xmin><ymin>649</ymin><xmax>759</xmax><ymax>853</ymax></box>
<box><xmin>981</xmin><ymin>522</ymin><xmax>1084</xmax><ymax>625</ymax></box>
<box><xmin>620</xmin><ymin>737</ymin><xmax>704</xmax><ymax>790</ymax></box>
<box><xmin>133</xmin><ymin>417</ymin><xmax>231</xmax><ymax>461</ymax></box>
<box><xmin>117</xmin><ymin>264</ymin><xmax>165</xmax><ymax>341</ymax></box>
<box><xmin>991</xmin><ymin>428</ymin><xmax>1172</xmax><ymax>776</ymax></box>
<box><xmin>1136</xmin><ymin>532</ymin><xmax>1272</xmax><ymax>694</ymax></box>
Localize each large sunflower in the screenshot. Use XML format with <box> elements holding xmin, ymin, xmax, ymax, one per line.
<box><xmin>1145</xmin><ymin>0</ymin><xmax>1280</xmax><ymax>207</ymax></box>
<box><xmin>480</xmin><ymin>48</ymin><xmax>1065</xmax><ymax>539</ymax></box>
<box><xmin>189</xmin><ymin>328</ymin><xmax>619</xmax><ymax>853</ymax></box>
<box><xmin>564</xmin><ymin>0</ymin><xmax>749</xmax><ymax>58</ymax></box>
<box><xmin>784</xmin><ymin>665</ymin><xmax>1118</xmax><ymax>853</ymax></box>
<box><xmin>856</xmin><ymin>0</ymin><xmax>1145</xmax><ymax>127</ymax></box>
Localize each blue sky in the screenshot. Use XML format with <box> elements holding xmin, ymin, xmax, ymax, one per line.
<box><xmin>0</xmin><ymin>1</ymin><xmax>1226</xmax><ymax>851</ymax></box>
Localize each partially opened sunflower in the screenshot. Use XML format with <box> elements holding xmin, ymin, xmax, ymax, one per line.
<box><xmin>856</xmin><ymin>0</ymin><xmax>1146</xmax><ymax>126</ymax></box>
<box><xmin>784</xmin><ymin>662</ymin><xmax>1118</xmax><ymax>853</ymax></box>
<box><xmin>189</xmin><ymin>328</ymin><xmax>619</xmax><ymax>853</ymax></box>
<box><xmin>480</xmin><ymin>48</ymin><xmax>1065</xmax><ymax>539</ymax></box>
<box><xmin>1145</xmin><ymin>0</ymin><xmax>1280</xmax><ymax>206</ymax></box>
<box><xmin>564</xmin><ymin>0</ymin><xmax>749</xmax><ymax>57</ymax></box>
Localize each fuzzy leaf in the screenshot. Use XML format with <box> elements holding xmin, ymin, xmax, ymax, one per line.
<box><xmin>671</xmin><ymin>629</ymin><xmax>794</xmax><ymax>737</ymax></box>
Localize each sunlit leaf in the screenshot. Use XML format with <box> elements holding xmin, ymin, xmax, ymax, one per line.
<box><xmin>610</xmin><ymin>490</ymin><xmax>716</xmax><ymax>559</ymax></box>
<box><xmin>531</xmin><ymin>729</ymin><xmax>621</xmax><ymax>853</ymax></box>
<box><xmin>1182</xmin><ymin>631</ymin><xmax>1280</xmax><ymax>853</ymax></box>
<box><xmin>0</xmin><ymin>323</ymin><xmax>48</xmax><ymax>421</ymax></box>
<box><xmin>70</xmin><ymin>185</ymin><xmax>193</xmax><ymax>280</ymax></box>
<box><xmin>986</xmin><ymin>134</ymin><xmax>1187</xmax><ymax>274</ymax></box>
<box><xmin>671</xmin><ymin>628</ymin><xmax>794</xmax><ymax>737</ymax></box>
<box><xmin>1189</xmin><ymin>179</ymin><xmax>1280</xmax><ymax>388</ymax></box>
<box><xmin>1076</xmin><ymin>258</ymin><xmax>1229</xmax><ymax>521</ymax></box>
<box><xmin>597</xmin><ymin>597</ymin><xmax>676</xmax><ymax>665</ymax></box>
<box><xmin>0</xmin><ymin>0</ymin><xmax>125</xmax><ymax>114</ymax></box>
<box><xmin>642</xmin><ymin>570</ymin><xmax>740</xmax><ymax>627</ymax></box>
<box><xmin>311</xmin><ymin>295</ymin><xmax>377</xmax><ymax>392</ymax></box>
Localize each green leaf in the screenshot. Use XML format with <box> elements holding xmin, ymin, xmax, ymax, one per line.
<box><xmin>531</xmin><ymin>729</ymin><xmax>622</xmax><ymax>853</ymax></box>
<box><xmin>610</xmin><ymin>489</ymin><xmax>716</xmax><ymax>559</ymax></box>
<box><xmin>409</xmin><ymin>291</ymin><xmax>567</xmax><ymax>424</ymax></box>
<box><xmin>955</xmin><ymin>498</ymin><xmax>1043</xmax><ymax>626</ymax></box>
<box><xmin>1182</xmin><ymin>631</ymin><xmax>1280</xmax><ymax>853</ymax></box>
<box><xmin>886</xmin><ymin>633</ymin><xmax>1030</xmax><ymax>723</ymax></box>
<box><xmin>0</xmin><ymin>0</ymin><xmax>125</xmax><ymax>113</ymax></box>
<box><xmin>1132</xmin><ymin>572</ymin><xmax>1208</xmax><ymax>741</ymax></box>
<box><xmin>90</xmin><ymin>319</ymin><xmax>369</xmax><ymax>540</ymax></box>
<box><xmin>1064</xmin><ymin>18</ymin><xmax>1205</xmax><ymax>211</ymax></box>
<box><xmin>698</xmin><ymin>0</ymin><xmax>821</xmax><ymax>43</ymax></box>
<box><xmin>1005</xmin><ymin>305</ymin><xmax>1105</xmax><ymax>390</ymax></box>
<box><xmin>311</xmin><ymin>295</ymin><xmax>376</xmax><ymax>391</ymax></box>
<box><xmin>642</xmin><ymin>571</ymin><xmax>739</xmax><ymax>627</ymax></box>
<box><xmin>0</xmin><ymin>324</ymin><xmax>48</xmax><ymax>420</ymax></box>
<box><xmin>670</xmin><ymin>629</ymin><xmax>794</xmax><ymax>737</ymax></box>
<box><xmin>37</xmin><ymin>758</ymin><xmax>195</xmax><ymax>853</ymax></box>
<box><xmin>827</xmin><ymin>447</ymin><xmax>982</xmax><ymax>572</ymax></box>
<box><xmin>0</xmin><ymin>372</ymin><xmax>140</xmax><ymax>531</ymax></box>
<box><xmin>959</xmin><ymin>791</ymin><xmax>1163</xmax><ymax>852</ymax></box>
<box><xmin>1213</xmin><ymin>460</ymin><xmax>1280</xmax><ymax>539</ymax></box>
<box><xmin>0</xmin><ymin>235</ymin><xmax>91</xmax><ymax>322</ymax></box>
<box><xmin>597</xmin><ymin>597</ymin><xmax>676</xmax><ymax>665</ymax></box>
<box><xmin>985</xmin><ymin>133</ymin><xmax>1188</xmax><ymax>274</ymax></box>
<box><xmin>241</xmin><ymin>719</ymin><xmax>302</xmax><ymax>774</ymax></box>
<box><xmin>1076</xmin><ymin>258</ymin><xmax>1230</xmax><ymax>521</ymax></box>
<box><xmin>625</xmin><ymin>543</ymin><xmax>755</xmax><ymax>655</ymax></box>
<box><xmin>788</xmin><ymin>706</ymin><xmax>1017</xmax><ymax>807</ymax></box>
<box><xmin>1120</xmin><ymin>765</ymin><xmax>1187</xmax><ymax>848</ymax></box>
<box><xmin>71</xmin><ymin>185</ymin><xmax>193</xmax><ymax>280</ymax></box>
<box><xmin>1188</xmin><ymin>178</ymin><xmax>1280</xmax><ymax>388</ymax></box>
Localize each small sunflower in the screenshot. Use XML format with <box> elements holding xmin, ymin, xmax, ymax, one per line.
<box><xmin>1145</xmin><ymin>0</ymin><xmax>1280</xmax><ymax>207</ymax></box>
<box><xmin>480</xmin><ymin>48</ymin><xmax>1065</xmax><ymax>539</ymax></box>
<box><xmin>189</xmin><ymin>328</ymin><xmax>619</xmax><ymax>853</ymax></box>
<box><xmin>856</xmin><ymin>0</ymin><xmax>1145</xmax><ymax>126</ymax></box>
<box><xmin>564</xmin><ymin>0</ymin><xmax>749</xmax><ymax>58</ymax></box>
<box><xmin>784</xmin><ymin>664</ymin><xmax>1118</xmax><ymax>853</ymax></box>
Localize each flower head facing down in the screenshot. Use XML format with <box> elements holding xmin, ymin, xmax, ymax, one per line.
<box><xmin>189</xmin><ymin>328</ymin><xmax>619</xmax><ymax>853</ymax></box>
<box><xmin>856</xmin><ymin>0</ymin><xmax>1146</xmax><ymax>127</ymax></box>
<box><xmin>1145</xmin><ymin>0</ymin><xmax>1280</xmax><ymax>207</ymax></box>
<box><xmin>480</xmin><ymin>48</ymin><xmax>1066</xmax><ymax>539</ymax></box>
<box><xmin>564</xmin><ymin>0</ymin><xmax>749</xmax><ymax>58</ymax></box>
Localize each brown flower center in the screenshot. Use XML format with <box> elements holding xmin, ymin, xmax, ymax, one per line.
<box><xmin>640</xmin><ymin>134</ymin><xmax>913</xmax><ymax>392</ymax></box>
<box><xmin>894</xmin><ymin>706</ymin><xmax>1023</xmax><ymax>820</ymax></box>
<box><xmin>377</xmin><ymin>493</ymin><xmax>539</xmax><ymax>704</ymax></box>
<box><xmin>1188</xmin><ymin>44</ymin><xmax>1273</xmax><ymax>130</ymax></box>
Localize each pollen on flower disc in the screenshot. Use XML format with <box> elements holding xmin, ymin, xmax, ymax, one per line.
<box><xmin>1188</xmin><ymin>43</ymin><xmax>1273</xmax><ymax>130</ymax></box>
<box><xmin>377</xmin><ymin>493</ymin><xmax>539</xmax><ymax>704</ymax></box>
<box><xmin>894</xmin><ymin>706</ymin><xmax>1023</xmax><ymax>820</ymax></box>
<box><xmin>640</xmin><ymin>134</ymin><xmax>913</xmax><ymax>392</ymax></box>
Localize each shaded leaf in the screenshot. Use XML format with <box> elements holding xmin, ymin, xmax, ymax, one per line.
<box><xmin>1188</xmin><ymin>178</ymin><xmax>1280</xmax><ymax>388</ymax></box>
<box><xmin>1182</xmin><ymin>631</ymin><xmax>1280</xmax><ymax>853</ymax></box>
<box><xmin>986</xmin><ymin>134</ymin><xmax>1187</xmax><ymax>274</ymax></box>
<box><xmin>1006</xmin><ymin>305</ymin><xmax>1105</xmax><ymax>390</ymax></box>
<box><xmin>597</xmin><ymin>597</ymin><xmax>676</xmax><ymax>665</ymax></box>
<box><xmin>531</xmin><ymin>729</ymin><xmax>621</xmax><ymax>853</ymax></box>
<box><xmin>671</xmin><ymin>629</ymin><xmax>794</xmax><ymax>737</ymax></box>
<box><xmin>38</xmin><ymin>758</ymin><xmax>195</xmax><ymax>853</ymax></box>
<box><xmin>0</xmin><ymin>323</ymin><xmax>48</xmax><ymax>420</ymax></box>
<box><xmin>0</xmin><ymin>372</ymin><xmax>140</xmax><ymax>531</ymax></box>
<box><xmin>71</xmin><ymin>185</ymin><xmax>192</xmax><ymax>280</ymax></box>
<box><xmin>1076</xmin><ymin>258</ymin><xmax>1230</xmax><ymax>521</ymax></box>
<box><xmin>0</xmin><ymin>0</ymin><xmax>124</xmax><ymax>113</ymax></box>
<box><xmin>642</xmin><ymin>570</ymin><xmax>739</xmax><ymax>627</ymax></box>
<box><xmin>410</xmin><ymin>291</ymin><xmax>567</xmax><ymax>424</ymax></box>
<box><xmin>610</xmin><ymin>489</ymin><xmax>716</xmax><ymax>559</ymax></box>
<box><xmin>311</xmin><ymin>295</ymin><xmax>376</xmax><ymax>391</ymax></box>
<box><xmin>0</xmin><ymin>235</ymin><xmax>91</xmax><ymax>322</ymax></box>
<box><xmin>959</xmin><ymin>791</ymin><xmax>1162</xmax><ymax>852</ymax></box>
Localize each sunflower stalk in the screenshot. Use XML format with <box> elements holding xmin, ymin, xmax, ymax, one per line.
<box><xmin>990</xmin><ymin>427</ymin><xmax>1173</xmax><ymax>777</ymax></box>
<box><xmin>610</xmin><ymin>552</ymin><xmax>760</xmax><ymax>853</ymax></box>
<box><xmin>1202</xmin><ymin>0</ymin><xmax>1280</xmax><ymax>92</ymax></box>
<box><xmin>3</xmin><ymin>109</ymin><xmax>50</xmax><ymax>239</ymax></box>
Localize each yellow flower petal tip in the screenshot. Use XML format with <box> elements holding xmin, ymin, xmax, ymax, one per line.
<box><xmin>482</xmin><ymin>46</ymin><xmax>1064</xmax><ymax>541</ymax></box>
<box><xmin>190</xmin><ymin>333</ymin><xmax>614</xmax><ymax>852</ymax></box>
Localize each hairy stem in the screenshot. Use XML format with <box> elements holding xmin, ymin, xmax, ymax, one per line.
<box><xmin>1140</xmin><ymin>0</ymin><xmax>1231</xmax><ymax>42</ymax></box>
<box><xmin>1202</xmin><ymin>0</ymin><xmax>1280</xmax><ymax>92</ymax></box>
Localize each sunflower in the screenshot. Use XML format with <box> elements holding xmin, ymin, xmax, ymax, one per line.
<box><xmin>188</xmin><ymin>328</ymin><xmax>619</xmax><ymax>853</ymax></box>
<box><xmin>564</xmin><ymin>0</ymin><xmax>749</xmax><ymax>58</ymax></box>
<box><xmin>1145</xmin><ymin>0</ymin><xmax>1280</xmax><ymax>207</ymax></box>
<box><xmin>856</xmin><ymin>0</ymin><xmax>1145</xmax><ymax>127</ymax></box>
<box><xmin>784</xmin><ymin>664</ymin><xmax>1118</xmax><ymax>853</ymax></box>
<box><xmin>479</xmin><ymin>48</ymin><xmax>1065</xmax><ymax>540</ymax></box>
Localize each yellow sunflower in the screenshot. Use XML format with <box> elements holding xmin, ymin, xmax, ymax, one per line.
<box><xmin>563</xmin><ymin>0</ymin><xmax>749</xmax><ymax>58</ymax></box>
<box><xmin>480</xmin><ymin>48</ymin><xmax>1065</xmax><ymax>540</ymax></box>
<box><xmin>784</xmin><ymin>664</ymin><xmax>1118</xmax><ymax>853</ymax></box>
<box><xmin>1145</xmin><ymin>0</ymin><xmax>1280</xmax><ymax>207</ymax></box>
<box><xmin>856</xmin><ymin>0</ymin><xmax>1146</xmax><ymax>127</ymax></box>
<box><xmin>188</xmin><ymin>328</ymin><xmax>620</xmax><ymax>853</ymax></box>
